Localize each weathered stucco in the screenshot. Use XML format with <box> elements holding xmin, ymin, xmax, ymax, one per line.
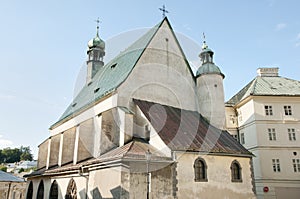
<box><xmin>176</xmin><ymin>152</ymin><xmax>255</xmax><ymax>199</ymax></box>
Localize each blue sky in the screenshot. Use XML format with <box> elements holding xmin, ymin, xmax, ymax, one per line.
<box><xmin>0</xmin><ymin>0</ymin><xmax>300</xmax><ymax>158</ymax></box>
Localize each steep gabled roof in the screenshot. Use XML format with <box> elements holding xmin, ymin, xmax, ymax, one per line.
<box><xmin>134</xmin><ymin>99</ymin><xmax>251</xmax><ymax>156</ymax></box>
<box><xmin>51</xmin><ymin>17</ymin><xmax>193</xmax><ymax>129</ymax></box>
<box><xmin>227</xmin><ymin>76</ymin><xmax>300</xmax><ymax>105</ymax></box>
<box><xmin>51</xmin><ymin>20</ymin><xmax>164</xmax><ymax>129</ymax></box>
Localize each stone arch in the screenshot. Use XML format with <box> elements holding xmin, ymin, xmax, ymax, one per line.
<box><xmin>36</xmin><ymin>180</ymin><xmax>44</xmax><ymax>199</ymax></box>
<box><xmin>26</xmin><ymin>181</ymin><xmax>33</xmax><ymax>199</ymax></box>
<box><xmin>49</xmin><ymin>180</ymin><xmax>59</xmax><ymax>199</ymax></box>
<box><xmin>65</xmin><ymin>178</ymin><xmax>77</xmax><ymax>199</ymax></box>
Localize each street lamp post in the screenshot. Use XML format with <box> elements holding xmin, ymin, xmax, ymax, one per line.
<box><xmin>146</xmin><ymin>149</ymin><xmax>152</xmax><ymax>199</ymax></box>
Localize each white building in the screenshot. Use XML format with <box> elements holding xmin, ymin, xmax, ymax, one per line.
<box><xmin>25</xmin><ymin>17</ymin><xmax>255</xmax><ymax>199</ymax></box>
<box><xmin>226</xmin><ymin>67</ymin><xmax>300</xmax><ymax>199</ymax></box>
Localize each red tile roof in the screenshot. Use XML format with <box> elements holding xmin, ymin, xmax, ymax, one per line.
<box><xmin>134</xmin><ymin>99</ymin><xmax>251</xmax><ymax>156</ymax></box>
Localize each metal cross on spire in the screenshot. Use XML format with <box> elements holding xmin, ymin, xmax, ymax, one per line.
<box><xmin>159</xmin><ymin>5</ymin><xmax>169</xmax><ymax>18</ymax></box>
<box><xmin>95</xmin><ymin>17</ymin><xmax>101</xmax><ymax>36</ymax></box>
<box><xmin>202</xmin><ymin>32</ymin><xmax>208</xmax><ymax>49</ymax></box>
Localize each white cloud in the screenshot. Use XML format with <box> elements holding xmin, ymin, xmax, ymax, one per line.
<box><xmin>0</xmin><ymin>135</ymin><xmax>13</xmax><ymax>149</ymax></box>
<box><xmin>275</xmin><ymin>23</ymin><xmax>286</xmax><ymax>31</ymax></box>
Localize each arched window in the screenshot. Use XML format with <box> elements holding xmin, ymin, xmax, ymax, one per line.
<box><xmin>231</xmin><ymin>160</ymin><xmax>242</xmax><ymax>182</ymax></box>
<box><xmin>36</xmin><ymin>180</ymin><xmax>44</xmax><ymax>199</ymax></box>
<box><xmin>26</xmin><ymin>182</ymin><xmax>33</xmax><ymax>199</ymax></box>
<box><xmin>194</xmin><ymin>158</ymin><xmax>208</xmax><ymax>182</ymax></box>
<box><xmin>65</xmin><ymin>178</ymin><xmax>77</xmax><ymax>199</ymax></box>
<box><xmin>49</xmin><ymin>180</ymin><xmax>59</xmax><ymax>199</ymax></box>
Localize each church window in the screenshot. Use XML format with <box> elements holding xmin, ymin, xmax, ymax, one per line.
<box><xmin>284</xmin><ymin>105</ymin><xmax>292</xmax><ymax>115</ymax></box>
<box><xmin>268</xmin><ymin>128</ymin><xmax>276</xmax><ymax>141</ymax></box>
<box><xmin>26</xmin><ymin>181</ymin><xmax>33</xmax><ymax>199</ymax></box>
<box><xmin>65</xmin><ymin>178</ymin><xmax>77</xmax><ymax>199</ymax></box>
<box><xmin>272</xmin><ymin>159</ymin><xmax>281</xmax><ymax>172</ymax></box>
<box><xmin>49</xmin><ymin>180</ymin><xmax>59</xmax><ymax>199</ymax></box>
<box><xmin>292</xmin><ymin>159</ymin><xmax>300</xmax><ymax>172</ymax></box>
<box><xmin>265</xmin><ymin>105</ymin><xmax>273</xmax><ymax>116</ymax></box>
<box><xmin>194</xmin><ymin>158</ymin><xmax>207</xmax><ymax>182</ymax></box>
<box><xmin>288</xmin><ymin>128</ymin><xmax>296</xmax><ymax>141</ymax></box>
<box><xmin>231</xmin><ymin>160</ymin><xmax>242</xmax><ymax>182</ymax></box>
<box><xmin>240</xmin><ymin>133</ymin><xmax>245</xmax><ymax>144</ymax></box>
<box><xmin>36</xmin><ymin>180</ymin><xmax>44</xmax><ymax>199</ymax></box>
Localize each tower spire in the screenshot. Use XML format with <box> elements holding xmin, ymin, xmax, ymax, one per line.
<box><xmin>202</xmin><ymin>32</ymin><xmax>208</xmax><ymax>49</ymax></box>
<box><xmin>86</xmin><ymin>18</ymin><xmax>105</xmax><ymax>84</ymax></box>
<box><xmin>95</xmin><ymin>17</ymin><xmax>101</xmax><ymax>37</ymax></box>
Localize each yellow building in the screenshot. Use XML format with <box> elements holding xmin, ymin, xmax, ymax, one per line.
<box><xmin>226</xmin><ymin>67</ymin><xmax>300</xmax><ymax>199</ymax></box>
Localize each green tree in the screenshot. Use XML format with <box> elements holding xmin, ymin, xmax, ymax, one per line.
<box><xmin>20</xmin><ymin>146</ymin><xmax>33</xmax><ymax>161</ymax></box>
<box><xmin>0</xmin><ymin>165</ymin><xmax>7</xmax><ymax>172</ymax></box>
<box><xmin>0</xmin><ymin>146</ymin><xmax>33</xmax><ymax>163</ymax></box>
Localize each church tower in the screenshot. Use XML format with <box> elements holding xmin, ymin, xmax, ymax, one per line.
<box><xmin>86</xmin><ymin>20</ymin><xmax>105</xmax><ymax>84</ymax></box>
<box><xmin>196</xmin><ymin>38</ymin><xmax>225</xmax><ymax>129</ymax></box>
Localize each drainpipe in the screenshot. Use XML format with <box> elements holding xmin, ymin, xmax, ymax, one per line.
<box><xmin>7</xmin><ymin>182</ymin><xmax>11</xmax><ymax>199</ymax></box>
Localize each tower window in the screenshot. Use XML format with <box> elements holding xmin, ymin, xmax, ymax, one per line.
<box><xmin>194</xmin><ymin>158</ymin><xmax>208</xmax><ymax>182</ymax></box>
<box><xmin>240</xmin><ymin>133</ymin><xmax>245</xmax><ymax>144</ymax></box>
<box><xmin>231</xmin><ymin>160</ymin><xmax>242</xmax><ymax>182</ymax></box>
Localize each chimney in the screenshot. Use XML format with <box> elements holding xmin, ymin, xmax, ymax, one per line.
<box><xmin>257</xmin><ymin>67</ymin><xmax>279</xmax><ymax>77</ymax></box>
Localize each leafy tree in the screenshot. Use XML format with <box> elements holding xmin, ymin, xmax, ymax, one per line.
<box><xmin>0</xmin><ymin>165</ymin><xmax>7</xmax><ymax>172</ymax></box>
<box><xmin>0</xmin><ymin>146</ymin><xmax>33</xmax><ymax>163</ymax></box>
<box><xmin>20</xmin><ymin>146</ymin><xmax>33</xmax><ymax>161</ymax></box>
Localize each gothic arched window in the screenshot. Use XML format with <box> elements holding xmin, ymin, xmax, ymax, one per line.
<box><xmin>194</xmin><ymin>158</ymin><xmax>208</xmax><ymax>182</ymax></box>
<box><xmin>49</xmin><ymin>180</ymin><xmax>59</xmax><ymax>199</ymax></box>
<box><xmin>36</xmin><ymin>180</ymin><xmax>44</xmax><ymax>199</ymax></box>
<box><xmin>65</xmin><ymin>178</ymin><xmax>77</xmax><ymax>199</ymax></box>
<box><xmin>26</xmin><ymin>181</ymin><xmax>33</xmax><ymax>199</ymax></box>
<box><xmin>231</xmin><ymin>160</ymin><xmax>242</xmax><ymax>182</ymax></box>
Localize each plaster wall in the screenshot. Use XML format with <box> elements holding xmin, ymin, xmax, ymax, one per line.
<box><xmin>175</xmin><ymin>153</ymin><xmax>255</xmax><ymax>199</ymax></box>
<box><xmin>117</xmin><ymin>20</ymin><xmax>197</xmax><ymax>113</ymax></box>
<box><xmin>197</xmin><ymin>74</ymin><xmax>225</xmax><ymax>129</ymax></box>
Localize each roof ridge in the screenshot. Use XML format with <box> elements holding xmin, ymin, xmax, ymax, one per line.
<box><xmin>250</xmin><ymin>77</ymin><xmax>259</xmax><ymax>95</ymax></box>
<box><xmin>123</xmin><ymin>140</ymin><xmax>136</xmax><ymax>157</ymax></box>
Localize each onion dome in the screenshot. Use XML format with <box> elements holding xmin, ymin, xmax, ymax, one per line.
<box><xmin>196</xmin><ymin>39</ymin><xmax>224</xmax><ymax>78</ymax></box>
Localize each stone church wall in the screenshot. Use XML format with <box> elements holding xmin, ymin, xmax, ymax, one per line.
<box><xmin>49</xmin><ymin>134</ymin><xmax>60</xmax><ymax>168</ymax></box>
<box><xmin>61</xmin><ymin>127</ymin><xmax>76</xmax><ymax>165</ymax></box>
<box><xmin>37</xmin><ymin>139</ymin><xmax>49</xmax><ymax>169</ymax></box>
<box><xmin>100</xmin><ymin>108</ymin><xmax>120</xmax><ymax>154</ymax></box>
<box><xmin>117</xmin><ymin>20</ymin><xmax>197</xmax><ymax>113</ymax></box>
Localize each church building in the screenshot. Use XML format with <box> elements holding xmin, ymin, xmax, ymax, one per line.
<box><xmin>25</xmin><ymin>17</ymin><xmax>256</xmax><ymax>199</ymax></box>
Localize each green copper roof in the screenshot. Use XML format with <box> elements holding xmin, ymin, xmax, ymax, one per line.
<box><xmin>88</xmin><ymin>35</ymin><xmax>105</xmax><ymax>49</ymax></box>
<box><xmin>50</xmin><ymin>19</ymin><xmax>164</xmax><ymax>129</ymax></box>
<box><xmin>227</xmin><ymin>76</ymin><xmax>300</xmax><ymax>105</ymax></box>
<box><xmin>196</xmin><ymin>63</ymin><xmax>223</xmax><ymax>77</ymax></box>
